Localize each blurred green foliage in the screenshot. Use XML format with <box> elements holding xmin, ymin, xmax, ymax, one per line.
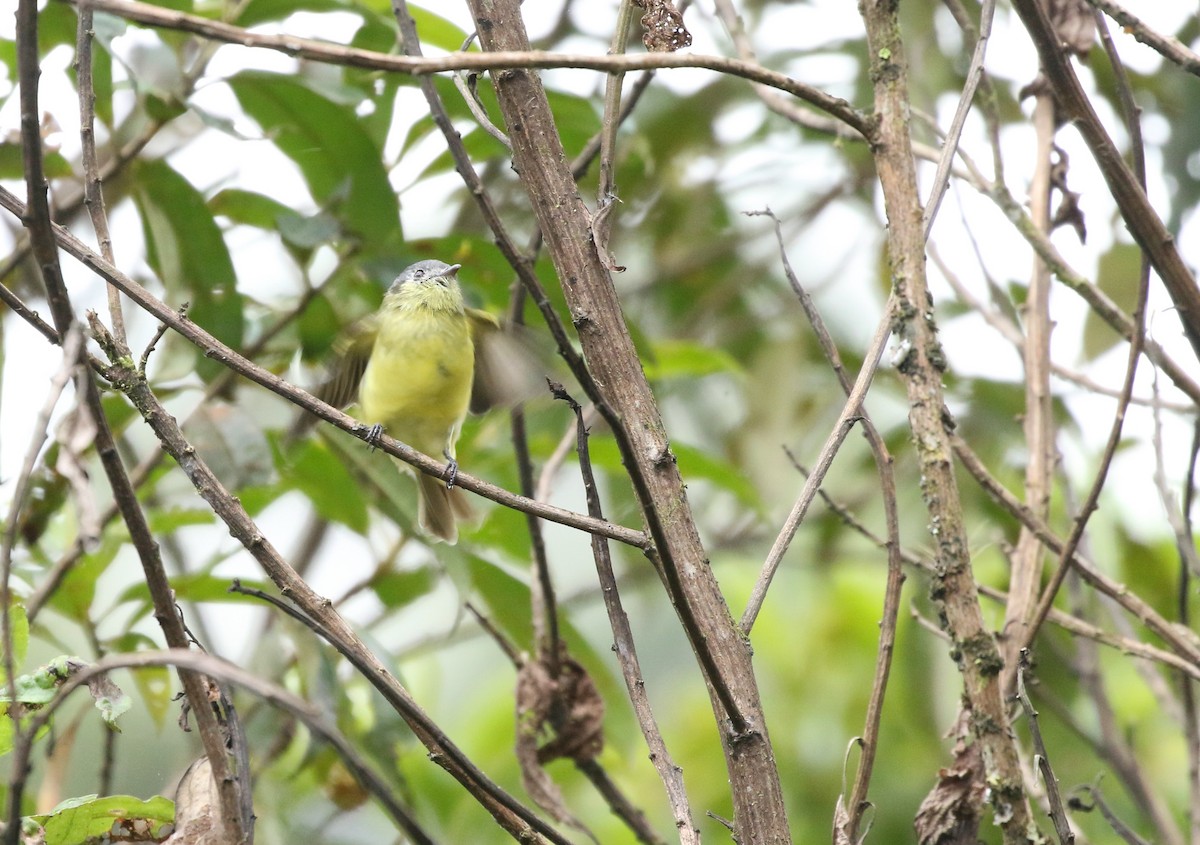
<box><xmin>1</xmin><ymin>0</ymin><xmax>1197</xmax><ymax>843</ymax></box>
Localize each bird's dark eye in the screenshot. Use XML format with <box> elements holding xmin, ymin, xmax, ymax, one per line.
<box><xmin>412</xmin><ymin>269</ymin><xmax>425</xmax><ymax>280</ymax></box>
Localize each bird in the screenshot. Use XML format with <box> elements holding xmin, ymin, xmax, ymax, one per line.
<box><xmin>301</xmin><ymin>259</ymin><xmax>540</xmax><ymax>543</ymax></box>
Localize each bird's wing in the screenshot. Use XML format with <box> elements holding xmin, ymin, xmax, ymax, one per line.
<box><xmin>317</xmin><ymin>315</ymin><xmax>379</xmax><ymax>410</ymax></box>
<box><xmin>467</xmin><ymin>309</ymin><xmax>549</xmax><ymax>414</ymax></box>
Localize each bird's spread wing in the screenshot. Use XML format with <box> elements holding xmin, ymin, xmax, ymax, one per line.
<box><xmin>317</xmin><ymin>315</ymin><xmax>379</xmax><ymax>410</ymax></box>
<box><xmin>467</xmin><ymin>309</ymin><xmax>550</xmax><ymax>414</ymax></box>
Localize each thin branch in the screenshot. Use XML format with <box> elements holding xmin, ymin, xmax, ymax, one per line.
<box><xmin>76</xmin><ymin>4</ymin><xmax>125</xmax><ymax>343</ymax></box>
<box><xmin>1082</xmin><ymin>0</ymin><xmax>1200</xmax><ymax>76</ymax></box>
<box><xmin>921</xmin><ymin>0</ymin><xmax>997</xmax><ymax>238</ymax></box>
<box><xmin>740</xmin><ymin>304</ymin><xmax>889</xmax><ymax>631</ymax></box>
<box><xmin>1015</xmin><ymin>651</ymin><xmax>1075</xmax><ymax>844</ymax></box>
<box><xmin>75</xmin><ymin>0</ymin><xmax>872</xmax><ymax>139</ymax></box>
<box><xmin>929</xmin><ymin>244</ymin><xmax>1185</xmax><ymax>410</ymax></box>
<box><xmin>1064</xmin><ymin>574</ymin><xmax>1183</xmax><ymax>845</ymax></box>
<box><xmin>592</xmin><ymin>0</ymin><xmax>636</xmax><ymax>271</ymax></box>
<box><xmin>1009</xmin><ymin>0</ymin><xmax>1200</xmax><ymax>364</ymax></box>
<box><xmin>711</xmin><ymin>0</ymin><xmax>863</xmax><ymax>138</ymax></box>
<box><xmin>550</xmin><ymin>383</ymin><xmax>698</xmax><ymax>844</ymax></box>
<box><xmin>1021</xmin><ymin>10</ymin><xmax>1153</xmax><ymax>653</ymax></box>
<box><xmin>1001</xmin><ymin>69</ymin><xmax>1057</xmax><ymax>685</ymax></box>
<box><xmin>952</xmin><ymin>435</ymin><xmax>1200</xmax><ymax>669</ymax></box>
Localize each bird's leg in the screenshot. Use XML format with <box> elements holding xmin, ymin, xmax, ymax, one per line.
<box><xmin>442</xmin><ymin>449</ymin><xmax>459</xmax><ymax>489</ymax></box>
<box><xmin>365</xmin><ymin>424</ymin><xmax>385</xmax><ymax>451</ymax></box>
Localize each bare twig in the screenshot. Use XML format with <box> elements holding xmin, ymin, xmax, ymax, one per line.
<box><xmin>74</xmin><ymin>0</ymin><xmax>872</xmax><ymax>139</ymax></box>
<box><xmin>1015</xmin><ymin>651</ymin><xmax>1075</xmax><ymax>844</ymax></box>
<box><xmin>921</xmin><ymin>0</ymin><xmax>997</xmax><ymax>238</ymax></box>
<box><xmin>550</xmin><ymin>383</ymin><xmax>697</xmax><ymax>844</ymax></box>
<box><xmin>1082</xmin><ymin>0</ymin><xmax>1200</xmax><ymax>76</ymax></box>
<box><xmin>952</xmin><ymin>435</ymin><xmax>1200</xmax><ymax>669</ymax></box>
<box><xmin>740</xmin><ymin>308</ymin><xmax>889</xmax><ymax>631</ymax></box>
<box><xmin>738</xmin><ymin>208</ymin><xmax>903</xmax><ymax>840</ymax></box>
<box><xmin>76</xmin><ymin>4</ymin><xmax>125</xmax><ymax>343</ymax></box>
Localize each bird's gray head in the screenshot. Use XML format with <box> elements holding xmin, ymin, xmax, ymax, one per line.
<box><xmin>390</xmin><ymin>259</ymin><xmax>461</xmax><ymax>292</ymax></box>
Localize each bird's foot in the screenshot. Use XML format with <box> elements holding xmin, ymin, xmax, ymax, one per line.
<box><xmin>366</xmin><ymin>424</ymin><xmax>384</xmax><ymax>451</ymax></box>
<box><xmin>443</xmin><ymin>450</ymin><xmax>459</xmax><ymax>489</ymax></box>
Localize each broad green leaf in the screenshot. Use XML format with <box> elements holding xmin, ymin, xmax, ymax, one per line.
<box><xmin>209</xmin><ymin>187</ymin><xmax>296</xmax><ymax>229</ymax></box>
<box><xmin>131</xmin><ymin>158</ymin><xmax>243</xmax><ymax>381</ymax></box>
<box><xmin>409</xmin><ymin>6</ymin><xmax>470</xmax><ymax>51</ymax></box>
<box><xmin>235</xmin><ymin>0</ymin><xmax>347</xmax><ymax>27</ymax></box>
<box><xmin>183</xmin><ymin>400</ymin><xmax>274</xmax><ymax>489</ymax></box>
<box><xmin>282</xmin><ymin>439</ymin><xmax>371</xmax><ymax>533</ymax></box>
<box><xmin>50</xmin><ymin>532</ymin><xmax>120</xmax><ymax>622</ymax></box>
<box><xmin>371</xmin><ymin>566</ymin><xmax>437</xmax><ymax>609</ymax></box>
<box><xmin>109</xmin><ymin>632</ymin><xmax>173</xmax><ymax>727</ymax></box>
<box><xmin>115</xmin><ymin>574</ymin><xmax>276</xmax><ymax>616</ymax></box>
<box><xmin>321</xmin><ymin>429</ymin><xmax>419</xmax><ymax>533</ymax></box>
<box><xmin>298</xmin><ymin>292</ymin><xmax>342</xmax><ymax>359</ymax></box>
<box><xmin>465</xmin><ymin>554</ymin><xmax>532</xmax><ymax>647</ymax></box>
<box><xmin>0</xmin><ymin>144</ymin><xmax>73</xmax><ymax>180</ymax></box>
<box><xmin>29</xmin><ymin>794</ymin><xmax>175</xmax><ymax>843</ymax></box>
<box><xmin>228</xmin><ymin>71</ymin><xmax>400</xmax><ymax>247</ymax></box>
<box><xmin>146</xmin><ymin>507</ymin><xmax>217</xmax><ymax>534</ymax></box>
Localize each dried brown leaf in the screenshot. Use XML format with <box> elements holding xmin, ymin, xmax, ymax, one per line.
<box><xmin>630</xmin><ymin>0</ymin><xmax>692</xmax><ymax>52</ymax></box>
<box><xmin>515</xmin><ymin>649</ymin><xmax>605</xmax><ymax>828</ymax></box>
<box><xmin>914</xmin><ymin>716</ymin><xmax>986</xmax><ymax>845</ymax></box>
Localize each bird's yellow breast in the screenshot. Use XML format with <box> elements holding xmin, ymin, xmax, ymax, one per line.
<box><xmin>359</xmin><ymin>300</ymin><xmax>474</xmax><ymax>456</ymax></box>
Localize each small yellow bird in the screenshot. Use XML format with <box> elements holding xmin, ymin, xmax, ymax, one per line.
<box><xmin>309</xmin><ymin>259</ymin><xmax>537</xmax><ymax>543</ymax></box>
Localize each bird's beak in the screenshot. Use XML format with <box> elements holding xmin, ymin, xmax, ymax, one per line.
<box><xmin>439</xmin><ymin>264</ymin><xmax>462</xmax><ymax>286</ymax></box>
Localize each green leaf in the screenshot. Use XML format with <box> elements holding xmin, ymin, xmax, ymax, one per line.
<box><xmin>209</xmin><ymin>187</ymin><xmax>295</xmax><ymax>229</ymax></box>
<box><xmin>372</xmin><ymin>567</ymin><xmax>437</xmax><ymax>609</ymax></box>
<box><xmin>28</xmin><ymin>794</ymin><xmax>175</xmax><ymax>843</ymax></box>
<box><xmin>210</xmin><ymin>188</ymin><xmax>341</xmax><ymax>249</ymax></box>
<box><xmin>283</xmin><ymin>439</ymin><xmax>371</xmax><ymax>533</ymax></box>
<box><xmin>321</xmin><ymin>429</ymin><xmax>420</xmax><ymax>532</ymax></box>
<box><xmin>235</xmin><ymin>0</ymin><xmax>347</xmax><ymax>27</ymax></box>
<box><xmin>0</xmin><ymin>144</ymin><xmax>73</xmax><ymax>180</ymax></box>
<box><xmin>644</xmin><ymin>339</ymin><xmax>744</xmax><ymax>380</ymax></box>
<box><xmin>131</xmin><ymin>158</ymin><xmax>243</xmax><ymax>381</ymax></box>
<box><xmin>298</xmin><ymin>292</ymin><xmax>342</xmax><ymax>359</ymax></box>
<box><xmin>50</xmin><ymin>532</ymin><xmax>120</xmax><ymax>622</ymax></box>
<box><xmin>115</xmin><ymin>573</ymin><xmax>276</xmax><ymax>617</ymax></box>
<box><xmin>0</xmin><ymin>603</ymin><xmax>29</xmax><ymax>683</ymax></box>
<box><xmin>109</xmin><ymin>632</ymin><xmax>173</xmax><ymax>727</ymax></box>
<box><xmin>673</xmin><ymin>441</ymin><xmax>761</xmax><ymax>509</ymax></box>
<box><xmin>409</xmin><ymin>7</ymin><xmax>470</xmax><ymax>51</ymax></box>
<box><xmin>466</xmin><ymin>555</ymin><xmax>532</xmax><ymax>647</ymax></box>
<box><xmin>228</xmin><ymin>71</ymin><xmax>400</xmax><ymax>247</ymax></box>
<box><xmin>1083</xmin><ymin>242</ymin><xmax>1143</xmax><ymax>360</ymax></box>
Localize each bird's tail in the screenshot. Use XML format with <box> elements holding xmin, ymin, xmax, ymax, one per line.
<box><xmin>417</xmin><ymin>473</ymin><xmax>475</xmax><ymax>544</ymax></box>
